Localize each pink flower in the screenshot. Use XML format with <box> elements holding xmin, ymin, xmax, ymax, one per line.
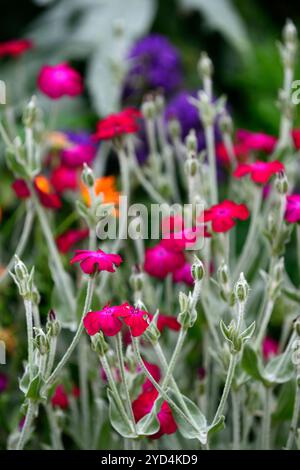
<box><xmin>216</xmin><ymin>141</ymin><xmax>249</xmax><ymax>166</ymax></box>
<box><xmin>51</xmin><ymin>385</ymin><xmax>69</xmax><ymax>409</ymax></box>
<box><xmin>37</xmin><ymin>63</ymin><xmax>83</xmax><ymax>100</ymax></box>
<box><xmin>236</xmin><ymin>129</ymin><xmax>277</xmax><ymax>154</ymax></box>
<box><xmin>70</xmin><ymin>249</ymin><xmax>122</xmax><ymax>274</ymax></box>
<box><xmin>204</xmin><ymin>200</ymin><xmax>249</xmax><ymax>233</ymax></box>
<box><xmin>61</xmin><ymin>144</ymin><xmax>96</xmax><ymax>168</ymax></box>
<box><xmin>262</xmin><ymin>337</ymin><xmax>279</xmax><ymax>361</ymax></box>
<box><xmin>161</xmin><ymin>226</ymin><xmax>210</xmax><ymax>253</ymax></box>
<box><xmin>0</xmin><ymin>39</ymin><xmax>33</xmax><ymax>58</ymax></box>
<box><xmin>292</xmin><ymin>129</ymin><xmax>300</xmax><ymax>149</ymax></box>
<box><xmin>132</xmin><ymin>388</ymin><xmax>177</xmax><ymax>439</ymax></box>
<box><xmin>156</xmin><ymin>314</ymin><xmax>181</xmax><ymax>333</ymax></box>
<box><xmin>172</xmin><ymin>262</ymin><xmax>194</xmax><ymax>286</ymax></box>
<box><xmin>56</xmin><ymin>228</ymin><xmax>89</xmax><ymax>254</ymax></box>
<box><xmin>50</xmin><ymin>165</ymin><xmax>78</xmax><ymax>193</ymax></box>
<box><xmin>144</xmin><ymin>242</ymin><xmax>185</xmax><ymax>279</ymax></box>
<box><xmin>142</xmin><ymin>361</ymin><xmax>161</xmax><ymax>392</ymax></box>
<box><xmin>285</xmin><ymin>194</ymin><xmax>300</xmax><ymax>223</ymax></box>
<box><xmin>12</xmin><ymin>176</ymin><xmax>62</xmax><ymax>210</ymax></box>
<box><xmin>93</xmin><ymin>108</ymin><xmax>141</xmax><ymax>141</ymax></box>
<box><xmin>0</xmin><ymin>373</ymin><xmax>8</xmax><ymax>393</ymax></box>
<box><xmin>161</xmin><ymin>215</ymin><xmax>184</xmax><ymax>235</ymax></box>
<box><xmin>116</xmin><ymin>305</ymin><xmax>150</xmax><ymax>337</ymax></box>
<box><xmin>83</xmin><ymin>303</ymin><xmax>130</xmax><ymax>336</ymax></box>
<box><xmin>233</xmin><ymin>160</ymin><xmax>284</xmax><ymax>184</ymax></box>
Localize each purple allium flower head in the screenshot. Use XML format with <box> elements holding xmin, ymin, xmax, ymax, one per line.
<box><xmin>0</xmin><ymin>372</ymin><xmax>8</xmax><ymax>393</ymax></box>
<box><xmin>165</xmin><ymin>90</ymin><xmax>222</xmax><ymax>151</ymax></box>
<box><xmin>123</xmin><ymin>34</ymin><xmax>182</xmax><ymax>98</ymax></box>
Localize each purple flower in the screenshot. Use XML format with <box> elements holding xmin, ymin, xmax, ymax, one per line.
<box><xmin>165</xmin><ymin>90</ymin><xmax>222</xmax><ymax>151</ymax></box>
<box><xmin>123</xmin><ymin>34</ymin><xmax>182</xmax><ymax>98</ymax></box>
<box><xmin>0</xmin><ymin>372</ymin><xmax>8</xmax><ymax>393</ymax></box>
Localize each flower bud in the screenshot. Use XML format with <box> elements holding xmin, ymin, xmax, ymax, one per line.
<box><xmin>217</xmin><ymin>261</ymin><xmax>229</xmax><ymax>285</ymax></box>
<box><xmin>129</xmin><ymin>269</ymin><xmax>144</xmax><ymax>292</ymax></box>
<box><xmin>145</xmin><ymin>317</ymin><xmax>161</xmax><ymax>343</ymax></box>
<box><xmin>185</xmin><ymin>130</ymin><xmax>197</xmax><ymax>152</ymax></box>
<box><xmin>184</xmin><ymin>153</ymin><xmax>199</xmax><ymax>177</ymax></box>
<box><xmin>154</xmin><ymin>94</ymin><xmax>165</xmax><ymax>114</ymax></box>
<box><xmin>178</xmin><ymin>291</ymin><xmax>189</xmax><ymax>315</ymax></box>
<box><xmin>275</xmin><ymin>171</ymin><xmax>288</xmax><ymax>194</ymax></box>
<box><xmin>293</xmin><ymin>316</ymin><xmax>300</xmax><ymax>337</ymax></box>
<box><xmin>234</xmin><ymin>272</ymin><xmax>249</xmax><ymax>303</ymax></box>
<box><xmin>81</xmin><ymin>163</ymin><xmax>95</xmax><ymax>188</ymax></box>
<box><xmin>91</xmin><ymin>331</ymin><xmax>109</xmax><ymax>356</ymax></box>
<box><xmin>34</xmin><ymin>329</ymin><xmax>50</xmax><ymax>355</ymax></box>
<box><xmin>219</xmin><ymin>112</ymin><xmax>233</xmax><ymax>135</ymax></box>
<box><xmin>191</xmin><ymin>256</ymin><xmax>205</xmax><ymax>281</ymax></box>
<box><xmin>46</xmin><ymin>310</ymin><xmax>61</xmax><ymax>337</ymax></box>
<box><xmin>142</xmin><ymin>98</ymin><xmax>156</xmax><ymax>120</ymax></box>
<box><xmin>198</xmin><ymin>52</ymin><xmax>213</xmax><ymax>78</ymax></box>
<box><xmin>23</xmin><ymin>96</ymin><xmax>37</xmax><ymax>128</ymax></box>
<box><xmin>14</xmin><ymin>255</ymin><xmax>28</xmax><ymax>282</ymax></box>
<box><xmin>168</xmin><ymin>118</ymin><xmax>181</xmax><ymax>139</ymax></box>
<box><xmin>274</xmin><ymin>257</ymin><xmax>284</xmax><ymax>283</ymax></box>
<box><xmin>283</xmin><ymin>19</ymin><xmax>297</xmax><ymax>45</ymax></box>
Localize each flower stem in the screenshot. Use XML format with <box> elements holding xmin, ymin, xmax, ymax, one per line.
<box><xmin>30</xmin><ymin>187</ymin><xmax>76</xmax><ymax>314</ymax></box>
<box><xmin>79</xmin><ymin>336</ymin><xmax>90</xmax><ymax>449</ymax></box>
<box><xmin>233</xmin><ymin>187</ymin><xmax>262</xmax><ymax>279</ymax></box>
<box><xmin>24</xmin><ymin>298</ymin><xmax>34</xmax><ymax>381</ymax></box>
<box><xmin>0</xmin><ymin>201</ymin><xmax>34</xmax><ymax>284</ymax></box>
<box><xmin>115</xmin><ymin>332</ymin><xmax>136</xmax><ymax>430</ymax></box>
<box><xmin>211</xmin><ymin>354</ymin><xmax>237</xmax><ymax>426</ymax></box>
<box><xmin>261</xmin><ymin>386</ymin><xmax>272</xmax><ymax>449</ymax></box>
<box><xmin>232</xmin><ymin>389</ymin><xmax>241</xmax><ymax>450</ymax></box>
<box><xmin>205</xmin><ymin>124</ymin><xmax>218</xmax><ymax>205</ymax></box>
<box><xmin>255</xmin><ymin>299</ymin><xmax>274</xmax><ymax>349</ymax></box>
<box><xmin>286</xmin><ymin>382</ymin><xmax>300</xmax><ymax>449</ymax></box>
<box><xmin>16</xmin><ymin>400</ymin><xmax>37</xmax><ymax>450</ymax></box>
<box><xmin>100</xmin><ymin>352</ymin><xmax>136</xmax><ymax>435</ymax></box>
<box><xmin>46</xmin><ymin>276</ymin><xmax>95</xmax><ymax>386</ymax></box>
<box><xmin>45</xmin><ymin>403</ymin><xmax>63</xmax><ymax>450</ymax></box>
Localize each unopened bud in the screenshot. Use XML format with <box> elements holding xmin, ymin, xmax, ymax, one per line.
<box><xmin>274</xmin><ymin>257</ymin><xmax>284</xmax><ymax>283</ymax></box>
<box><xmin>219</xmin><ymin>112</ymin><xmax>233</xmax><ymax>135</ymax></box>
<box><xmin>23</xmin><ymin>96</ymin><xmax>37</xmax><ymax>128</ymax></box>
<box><xmin>34</xmin><ymin>329</ymin><xmax>50</xmax><ymax>355</ymax></box>
<box><xmin>92</xmin><ymin>331</ymin><xmax>109</xmax><ymax>356</ymax></box>
<box><xmin>185</xmin><ymin>153</ymin><xmax>199</xmax><ymax>177</ymax></box>
<box><xmin>14</xmin><ymin>255</ymin><xmax>28</xmax><ymax>282</ymax></box>
<box><xmin>129</xmin><ymin>269</ymin><xmax>144</xmax><ymax>292</ymax></box>
<box><xmin>142</xmin><ymin>99</ymin><xmax>156</xmax><ymax>120</ymax></box>
<box><xmin>283</xmin><ymin>19</ymin><xmax>297</xmax><ymax>45</ymax></box>
<box><xmin>178</xmin><ymin>291</ymin><xmax>189</xmax><ymax>314</ymax></box>
<box><xmin>82</xmin><ymin>163</ymin><xmax>95</xmax><ymax>188</ymax></box>
<box><xmin>198</xmin><ymin>52</ymin><xmax>213</xmax><ymax>78</ymax></box>
<box><xmin>154</xmin><ymin>94</ymin><xmax>165</xmax><ymax>114</ymax></box>
<box><xmin>168</xmin><ymin>118</ymin><xmax>181</xmax><ymax>139</ymax></box>
<box><xmin>185</xmin><ymin>130</ymin><xmax>197</xmax><ymax>152</ymax></box>
<box><xmin>46</xmin><ymin>310</ymin><xmax>61</xmax><ymax>337</ymax></box>
<box><xmin>275</xmin><ymin>171</ymin><xmax>288</xmax><ymax>194</ymax></box>
<box><xmin>234</xmin><ymin>272</ymin><xmax>249</xmax><ymax>303</ymax></box>
<box><xmin>191</xmin><ymin>256</ymin><xmax>204</xmax><ymax>281</ymax></box>
<box><xmin>218</xmin><ymin>261</ymin><xmax>229</xmax><ymax>285</ymax></box>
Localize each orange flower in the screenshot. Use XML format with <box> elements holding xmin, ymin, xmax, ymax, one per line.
<box><xmin>80</xmin><ymin>176</ymin><xmax>120</xmax><ymax>214</ymax></box>
<box><xmin>46</xmin><ymin>131</ymin><xmax>71</xmax><ymax>150</ymax></box>
<box><xmin>0</xmin><ymin>327</ymin><xmax>17</xmax><ymax>354</ymax></box>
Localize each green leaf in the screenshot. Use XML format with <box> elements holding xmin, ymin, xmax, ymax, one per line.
<box><xmin>178</xmin><ymin>0</ymin><xmax>250</xmax><ymax>55</ymax></box>
<box><xmin>136</xmin><ymin>396</ymin><xmax>164</xmax><ymax>436</ymax></box>
<box><xmin>264</xmin><ymin>353</ymin><xmax>294</xmax><ymax>384</ymax></box>
<box><xmin>240</xmin><ymin>321</ymin><xmax>256</xmax><ymax>341</ymax></box>
<box><xmin>107</xmin><ymin>388</ymin><xmax>136</xmax><ymax>438</ymax></box>
<box><xmin>273</xmin><ymin>380</ymin><xmax>295</xmax><ymax>422</ymax></box>
<box><xmin>168</xmin><ymin>390</ymin><xmax>207</xmax><ymax>443</ymax></box>
<box><xmin>19</xmin><ymin>364</ymin><xmax>39</xmax><ymax>395</ymax></box>
<box><xmin>241</xmin><ymin>344</ymin><xmax>268</xmax><ymax>385</ymax></box>
<box><xmin>26</xmin><ymin>374</ymin><xmax>43</xmax><ymax>401</ymax></box>
<box><xmin>208</xmin><ymin>415</ymin><xmax>225</xmax><ymax>437</ymax></box>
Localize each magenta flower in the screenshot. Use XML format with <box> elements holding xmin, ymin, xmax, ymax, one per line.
<box><xmin>70</xmin><ymin>249</ymin><xmax>123</xmax><ymax>274</ymax></box>
<box><xmin>50</xmin><ymin>165</ymin><xmax>78</xmax><ymax>193</ymax></box>
<box><xmin>236</xmin><ymin>129</ymin><xmax>277</xmax><ymax>154</ymax></box>
<box><xmin>262</xmin><ymin>337</ymin><xmax>279</xmax><ymax>361</ymax></box>
<box><xmin>0</xmin><ymin>373</ymin><xmax>8</xmax><ymax>393</ymax></box>
<box><xmin>37</xmin><ymin>63</ymin><xmax>83</xmax><ymax>99</ymax></box>
<box><xmin>233</xmin><ymin>160</ymin><xmax>284</xmax><ymax>184</ymax></box>
<box><xmin>285</xmin><ymin>194</ymin><xmax>300</xmax><ymax>223</ymax></box>
<box><xmin>161</xmin><ymin>226</ymin><xmax>210</xmax><ymax>253</ymax></box>
<box><xmin>144</xmin><ymin>242</ymin><xmax>185</xmax><ymax>279</ymax></box>
<box><xmin>83</xmin><ymin>303</ymin><xmax>130</xmax><ymax>336</ymax></box>
<box><xmin>56</xmin><ymin>228</ymin><xmax>89</xmax><ymax>254</ymax></box>
<box><xmin>61</xmin><ymin>143</ymin><xmax>96</xmax><ymax>168</ymax></box>
<box><xmin>172</xmin><ymin>262</ymin><xmax>194</xmax><ymax>286</ymax></box>
<box><xmin>116</xmin><ymin>305</ymin><xmax>151</xmax><ymax>337</ymax></box>
<box><xmin>204</xmin><ymin>200</ymin><xmax>249</xmax><ymax>233</ymax></box>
